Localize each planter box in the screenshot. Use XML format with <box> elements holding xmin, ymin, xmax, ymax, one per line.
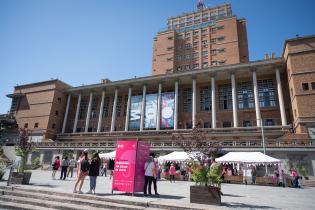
<box><xmin>11</xmin><ymin>172</ymin><xmax>32</xmax><ymax>185</ymax></box>
<box><xmin>190</xmin><ymin>185</ymin><xmax>221</xmax><ymax>205</ymax></box>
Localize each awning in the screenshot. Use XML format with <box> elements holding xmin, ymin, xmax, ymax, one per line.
<box><xmin>99</xmin><ymin>151</ymin><xmax>116</xmax><ymax>160</ymax></box>
<box><xmin>215</xmin><ymin>152</ymin><xmax>281</xmax><ymax>165</ymax></box>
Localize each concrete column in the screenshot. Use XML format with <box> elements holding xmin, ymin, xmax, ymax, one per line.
<box><xmin>73</xmin><ymin>93</ymin><xmax>81</xmax><ymax>133</ymax></box>
<box><xmin>174</xmin><ymin>81</ymin><xmax>179</xmax><ymax>130</ymax></box>
<box><xmin>192</xmin><ymin>79</ymin><xmax>196</xmax><ymax>128</ymax></box>
<box><xmin>275</xmin><ymin>68</ymin><xmax>287</xmax><ymax>126</ymax></box>
<box><xmin>97</xmin><ymin>90</ymin><xmax>106</xmax><ymax>132</ymax></box>
<box><xmin>252</xmin><ymin>70</ymin><xmax>262</xmax><ymax>126</ymax></box>
<box><xmin>156</xmin><ymin>83</ymin><xmax>162</xmax><ymax>130</ymax></box>
<box><xmin>140</xmin><ymin>85</ymin><xmax>146</xmax><ymax>131</ymax></box>
<box><xmin>84</xmin><ymin>92</ymin><xmax>93</xmax><ymax>132</ymax></box>
<box><xmin>125</xmin><ymin>87</ymin><xmax>132</xmax><ymax>131</ymax></box>
<box><xmin>211</xmin><ymin>77</ymin><xmax>216</xmax><ymax>128</ymax></box>
<box><xmin>110</xmin><ymin>89</ymin><xmax>118</xmax><ymax>132</ymax></box>
<box><xmin>62</xmin><ymin>94</ymin><xmax>71</xmax><ymax>133</ymax></box>
<box><xmin>231</xmin><ymin>73</ymin><xmax>238</xmax><ymax>127</ymax></box>
<box><xmin>39</xmin><ymin>153</ymin><xmax>44</xmax><ymax>165</ymax></box>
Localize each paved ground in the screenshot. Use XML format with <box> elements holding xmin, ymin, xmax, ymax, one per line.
<box><xmin>1</xmin><ymin>169</ymin><xmax>315</xmax><ymax>210</ymax></box>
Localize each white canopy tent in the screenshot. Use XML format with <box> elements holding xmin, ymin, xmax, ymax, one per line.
<box><xmin>99</xmin><ymin>151</ymin><xmax>116</xmax><ymax>160</ymax></box>
<box><xmin>158</xmin><ymin>151</ymin><xmax>191</xmax><ymax>164</ymax></box>
<box><xmin>215</xmin><ymin>152</ymin><xmax>281</xmax><ymax>165</ymax></box>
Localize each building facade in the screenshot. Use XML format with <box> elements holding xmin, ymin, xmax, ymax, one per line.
<box><xmin>152</xmin><ymin>3</ymin><xmax>249</xmax><ymax>75</ymax></box>
<box><xmin>3</xmin><ymin>3</ymin><xmax>315</xmax><ymax>175</ymax></box>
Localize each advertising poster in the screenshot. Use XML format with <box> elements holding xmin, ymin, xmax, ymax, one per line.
<box><xmin>112</xmin><ymin>140</ymin><xmax>137</xmax><ymax>193</ymax></box>
<box><xmin>144</xmin><ymin>94</ymin><xmax>158</xmax><ymax>129</ymax></box>
<box><xmin>134</xmin><ymin>141</ymin><xmax>150</xmax><ymax>192</ymax></box>
<box><xmin>161</xmin><ymin>92</ymin><xmax>175</xmax><ymax>129</ymax></box>
<box><xmin>129</xmin><ymin>96</ymin><xmax>142</xmax><ymax>130</ymax></box>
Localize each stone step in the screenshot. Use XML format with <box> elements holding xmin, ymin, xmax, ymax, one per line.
<box><xmin>0</xmin><ymin>195</ymin><xmax>115</xmax><ymax>210</ymax></box>
<box><xmin>0</xmin><ymin>190</ymin><xmax>147</xmax><ymax>210</ymax></box>
<box><xmin>0</xmin><ymin>200</ymin><xmax>59</xmax><ymax>210</ymax></box>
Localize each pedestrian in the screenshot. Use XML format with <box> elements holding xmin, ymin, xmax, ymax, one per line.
<box><xmin>152</xmin><ymin>158</ymin><xmax>159</xmax><ymax>196</ymax></box>
<box><xmin>251</xmin><ymin>166</ymin><xmax>257</xmax><ymax>184</ymax></box>
<box><xmin>102</xmin><ymin>160</ymin><xmax>107</xmax><ymax>177</ymax></box>
<box><xmin>74</xmin><ymin>149</ymin><xmax>90</xmax><ymax>194</ymax></box>
<box><xmin>76</xmin><ymin>152</ymin><xmax>85</xmax><ymax>177</ymax></box>
<box><xmin>144</xmin><ymin>156</ymin><xmax>155</xmax><ymax>196</ymax></box>
<box><xmin>67</xmin><ymin>157</ymin><xmax>77</xmax><ymax>178</ymax></box>
<box><xmin>169</xmin><ymin>163</ymin><xmax>176</xmax><ymax>183</ymax></box>
<box><xmin>51</xmin><ymin>156</ymin><xmax>60</xmax><ymax>179</ymax></box>
<box><xmin>60</xmin><ymin>156</ymin><xmax>69</xmax><ymax>180</ymax></box>
<box><xmin>87</xmin><ymin>153</ymin><xmax>101</xmax><ymax>194</ymax></box>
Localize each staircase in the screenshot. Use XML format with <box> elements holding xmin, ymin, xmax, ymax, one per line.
<box><xmin>0</xmin><ymin>186</ymin><xmax>212</xmax><ymax>210</ymax></box>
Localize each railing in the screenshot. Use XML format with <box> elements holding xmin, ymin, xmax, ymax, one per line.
<box><xmin>34</xmin><ymin>139</ymin><xmax>315</xmax><ymax>150</ymax></box>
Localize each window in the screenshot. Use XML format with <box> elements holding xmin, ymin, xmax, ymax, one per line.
<box><xmin>218</xmin><ymin>48</ymin><xmax>225</xmax><ymax>53</ymax></box>
<box><xmin>202</xmin><ymin>44</ymin><xmax>208</xmax><ymax>49</ymax></box>
<box><xmin>202</xmin><ymin>51</ymin><xmax>208</xmax><ymax>57</ymax></box>
<box><xmin>186</xmin><ymin>54</ymin><xmax>190</xmax><ymax>60</ymax></box>
<box><xmin>202</xmin><ymin>62</ymin><xmax>208</xmax><ymax>68</ymax></box>
<box><xmin>219</xmin><ymin>84</ymin><xmax>232</xmax><ymax>110</ymax></box>
<box><xmin>211</xmin><ymin>49</ymin><xmax>217</xmax><ymax>55</ymax></box>
<box><xmin>238</xmin><ymin>82</ymin><xmax>254</xmax><ymax>109</ymax></box>
<box><xmin>204</xmin><ymin>122</ymin><xmax>210</xmax><ymax>128</ymax></box>
<box><xmin>183</xmin><ymin>88</ymin><xmax>192</xmax><ymax>112</ymax></box>
<box><xmin>185</xmin><ymin>37</ymin><xmax>190</xmax><ymax>42</ymax></box>
<box><xmin>210</xmin><ymin>38</ymin><xmax>216</xmax><ymax>44</ymax></box>
<box><xmin>218</xmin><ymin>60</ymin><xmax>226</xmax><ymax>65</ymax></box>
<box><xmin>217</xmin><ymin>25</ymin><xmax>224</xmax><ymax>30</ymax></box>
<box><xmin>177</xmin><ymin>45</ymin><xmax>182</xmax><ymax>50</ymax></box>
<box><xmin>243</xmin><ymin>121</ymin><xmax>252</xmax><ymax>127</ymax></box>
<box><xmin>57</xmin><ymin>97</ymin><xmax>61</xmax><ymax>104</ymax></box>
<box><xmin>177</xmin><ymin>34</ymin><xmax>183</xmax><ymax>39</ymax></box>
<box><xmin>200</xmin><ymin>86</ymin><xmax>212</xmax><ymax>111</ymax></box>
<box><xmin>302</xmin><ymin>83</ymin><xmax>309</xmax><ymax>90</ymax></box>
<box><xmin>258</xmin><ymin>79</ymin><xmax>276</xmax><ymax>108</ymax></box>
<box><xmin>193</xmin><ymin>31</ymin><xmax>199</xmax><ymax>35</ymax></box>
<box><xmin>201</xmin><ymin>29</ymin><xmax>207</xmax><ymax>35</ymax></box>
<box><xmin>91</xmin><ymin>98</ymin><xmax>97</xmax><ymax>119</ymax></box>
<box><xmin>123</xmin><ymin>95</ymin><xmax>128</xmax><ymax>116</ymax></box>
<box><xmin>102</xmin><ymin>97</ymin><xmax>110</xmax><ymax>118</ymax></box>
<box><xmin>185</xmin><ymin>43</ymin><xmax>191</xmax><ymax>49</ymax></box>
<box><xmin>24</xmin><ymin>123</ymin><xmax>28</xmax><ymax>128</ymax></box>
<box><xmin>264</xmin><ymin>119</ymin><xmax>275</xmax><ymax>126</ymax></box>
<box><xmin>193</xmin><ymin>52</ymin><xmax>199</xmax><ymax>59</ymax></box>
<box><xmin>52</xmin><ymin>123</ymin><xmax>56</xmax><ymax>129</ymax></box>
<box><xmin>202</xmin><ymin>40</ymin><xmax>207</xmax><ymax>45</ymax></box>
<box><xmin>222</xmin><ymin>121</ymin><xmax>231</xmax><ymax>128</ymax></box>
<box><xmin>79</xmin><ymin>99</ymin><xmax>88</xmax><ymax>120</ymax></box>
<box><xmin>312</xmin><ymin>82</ymin><xmax>315</xmax><ymax>90</ymax></box>
<box><xmin>210</xmin><ymin>28</ymin><xmax>216</xmax><ymax>33</ymax></box>
<box><xmin>55</xmin><ymin>110</ymin><xmax>59</xmax><ymax>116</ymax></box>
<box><xmin>193</xmin><ymin>41</ymin><xmax>198</xmax><ymax>46</ymax></box>
<box><xmin>185</xmin><ymin>32</ymin><xmax>190</xmax><ymax>37</ymax></box>
<box><xmin>168</xmin><ymin>36</ymin><xmax>173</xmax><ymax>40</ymax></box>
<box><xmin>177</xmin><ymin>55</ymin><xmax>182</xmax><ymax>61</ymax></box>
<box><xmin>116</xmin><ymin>96</ymin><xmax>122</xmax><ymax>117</ymax></box>
<box><xmin>217</xmin><ymin>36</ymin><xmax>225</xmax><ymax>41</ymax></box>
<box><xmin>34</xmin><ymin>123</ymin><xmax>39</xmax><ymax>128</ymax></box>
<box><xmin>193</xmin><ymin>63</ymin><xmax>199</xmax><ymax>69</ymax></box>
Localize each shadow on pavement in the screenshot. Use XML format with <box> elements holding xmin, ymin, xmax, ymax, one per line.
<box><xmin>96</xmin><ymin>192</ymin><xmax>185</xmax><ymax>200</ymax></box>
<box><xmin>28</xmin><ymin>183</ymin><xmax>57</xmax><ymax>188</ymax></box>
<box><xmin>222</xmin><ymin>193</ymin><xmax>244</xmax><ymax>198</ymax></box>
<box><xmin>223</xmin><ymin>202</ymin><xmax>279</xmax><ymax>209</ymax></box>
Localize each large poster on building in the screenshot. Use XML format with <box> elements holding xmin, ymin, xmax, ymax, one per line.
<box><xmin>112</xmin><ymin>140</ymin><xmax>137</xmax><ymax>193</ymax></box>
<box><xmin>144</xmin><ymin>94</ymin><xmax>158</xmax><ymax>129</ymax></box>
<box><xmin>161</xmin><ymin>92</ymin><xmax>175</xmax><ymax>129</ymax></box>
<box><xmin>129</xmin><ymin>95</ymin><xmax>142</xmax><ymax>130</ymax></box>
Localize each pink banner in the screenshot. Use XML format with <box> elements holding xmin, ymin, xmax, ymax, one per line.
<box><xmin>134</xmin><ymin>141</ymin><xmax>150</xmax><ymax>192</ymax></box>
<box><xmin>112</xmin><ymin>140</ymin><xmax>137</xmax><ymax>193</ymax></box>
<box><xmin>112</xmin><ymin>139</ymin><xmax>150</xmax><ymax>193</ymax></box>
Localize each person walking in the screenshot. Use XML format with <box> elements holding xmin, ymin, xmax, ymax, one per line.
<box><xmin>74</xmin><ymin>150</ymin><xmax>90</xmax><ymax>194</ymax></box>
<box><xmin>102</xmin><ymin>161</ymin><xmax>107</xmax><ymax>177</ymax></box>
<box><xmin>169</xmin><ymin>163</ymin><xmax>176</xmax><ymax>183</ymax></box>
<box><xmin>67</xmin><ymin>157</ymin><xmax>77</xmax><ymax>178</ymax></box>
<box><xmin>144</xmin><ymin>156</ymin><xmax>155</xmax><ymax>196</ymax></box>
<box><xmin>87</xmin><ymin>153</ymin><xmax>101</xmax><ymax>194</ymax></box>
<box><xmin>76</xmin><ymin>152</ymin><xmax>84</xmax><ymax>177</ymax></box>
<box><xmin>60</xmin><ymin>156</ymin><xmax>69</xmax><ymax>180</ymax></box>
<box><xmin>251</xmin><ymin>167</ymin><xmax>257</xmax><ymax>184</ymax></box>
<box><xmin>51</xmin><ymin>156</ymin><xmax>60</xmax><ymax>179</ymax></box>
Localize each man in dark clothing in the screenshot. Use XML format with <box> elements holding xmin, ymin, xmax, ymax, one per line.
<box><xmin>87</xmin><ymin>153</ymin><xmax>101</xmax><ymax>194</ymax></box>
<box><xmin>60</xmin><ymin>156</ymin><xmax>69</xmax><ymax>180</ymax></box>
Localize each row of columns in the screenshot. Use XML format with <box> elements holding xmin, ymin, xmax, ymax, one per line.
<box><xmin>62</xmin><ymin>69</ymin><xmax>287</xmax><ymax>133</ymax></box>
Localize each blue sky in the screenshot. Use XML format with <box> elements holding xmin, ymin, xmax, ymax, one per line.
<box><xmin>0</xmin><ymin>0</ymin><xmax>314</xmax><ymax>113</ymax></box>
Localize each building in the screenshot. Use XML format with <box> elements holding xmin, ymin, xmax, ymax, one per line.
<box><xmin>152</xmin><ymin>3</ymin><xmax>249</xmax><ymax>75</ymax></box>
<box><xmin>3</xmin><ymin>3</ymin><xmax>315</xmax><ymax>175</ymax></box>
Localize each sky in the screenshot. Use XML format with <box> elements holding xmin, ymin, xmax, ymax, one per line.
<box><xmin>0</xmin><ymin>0</ymin><xmax>314</xmax><ymax>113</ymax></box>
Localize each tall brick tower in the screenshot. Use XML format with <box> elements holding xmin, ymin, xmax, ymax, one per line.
<box><xmin>152</xmin><ymin>1</ymin><xmax>249</xmax><ymax>75</ymax></box>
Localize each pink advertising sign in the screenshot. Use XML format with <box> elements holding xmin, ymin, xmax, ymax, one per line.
<box><xmin>112</xmin><ymin>139</ymin><xmax>150</xmax><ymax>193</ymax></box>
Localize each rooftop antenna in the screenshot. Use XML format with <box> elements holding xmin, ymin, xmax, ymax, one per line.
<box><xmin>197</xmin><ymin>0</ymin><xmax>206</xmax><ymax>10</ymax></box>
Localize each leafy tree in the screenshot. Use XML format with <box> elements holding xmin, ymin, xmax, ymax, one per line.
<box><xmin>16</xmin><ymin>128</ymin><xmax>35</xmax><ymax>173</ymax></box>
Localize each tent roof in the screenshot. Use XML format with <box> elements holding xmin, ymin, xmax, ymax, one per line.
<box><xmin>215</xmin><ymin>152</ymin><xmax>281</xmax><ymax>164</ymax></box>
<box><xmin>99</xmin><ymin>151</ymin><xmax>116</xmax><ymax>159</ymax></box>
<box><xmin>158</xmin><ymin>151</ymin><xmax>190</xmax><ymax>163</ymax></box>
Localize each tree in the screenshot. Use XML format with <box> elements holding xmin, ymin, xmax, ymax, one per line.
<box><xmin>16</xmin><ymin>128</ymin><xmax>35</xmax><ymax>173</ymax></box>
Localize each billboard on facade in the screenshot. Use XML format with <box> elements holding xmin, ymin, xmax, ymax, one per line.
<box><xmin>144</xmin><ymin>94</ymin><xmax>158</xmax><ymax>129</ymax></box>
<box><xmin>129</xmin><ymin>95</ymin><xmax>142</xmax><ymax>130</ymax></box>
<box><xmin>161</xmin><ymin>92</ymin><xmax>175</xmax><ymax>129</ymax></box>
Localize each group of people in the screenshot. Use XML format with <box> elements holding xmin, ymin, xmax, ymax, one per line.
<box><xmin>51</xmin><ymin>150</ymin><xmax>102</xmax><ymax>194</ymax></box>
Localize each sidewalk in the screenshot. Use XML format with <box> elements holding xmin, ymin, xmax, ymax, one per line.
<box><xmin>1</xmin><ymin>169</ymin><xmax>315</xmax><ymax>210</ymax></box>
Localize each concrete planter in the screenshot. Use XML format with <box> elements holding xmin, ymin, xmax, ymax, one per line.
<box><xmin>11</xmin><ymin>172</ymin><xmax>32</xmax><ymax>185</ymax></box>
<box><xmin>190</xmin><ymin>185</ymin><xmax>221</xmax><ymax>205</ymax></box>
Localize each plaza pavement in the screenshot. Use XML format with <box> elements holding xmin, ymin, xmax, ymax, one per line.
<box><xmin>1</xmin><ymin>169</ymin><xmax>315</xmax><ymax>210</ymax></box>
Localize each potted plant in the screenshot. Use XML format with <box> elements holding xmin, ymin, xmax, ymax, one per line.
<box><xmin>173</xmin><ymin>126</ymin><xmax>222</xmax><ymax>205</ymax></box>
<box><xmin>11</xmin><ymin>128</ymin><xmax>35</xmax><ymax>184</ymax></box>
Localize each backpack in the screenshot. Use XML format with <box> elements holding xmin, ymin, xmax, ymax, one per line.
<box><xmin>81</xmin><ymin>159</ymin><xmax>90</xmax><ymax>172</ymax></box>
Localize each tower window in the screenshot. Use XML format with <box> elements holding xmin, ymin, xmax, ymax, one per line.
<box><xmin>302</xmin><ymin>83</ymin><xmax>309</xmax><ymax>90</ymax></box>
